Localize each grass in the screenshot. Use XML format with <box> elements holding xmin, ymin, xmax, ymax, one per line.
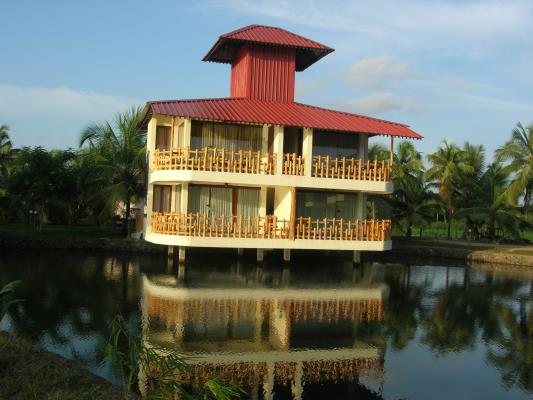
<box><xmin>0</xmin><ymin>223</ymin><xmax>123</xmax><ymax>239</ymax></box>
<box><xmin>0</xmin><ymin>333</ymin><xmax>123</xmax><ymax>400</ymax></box>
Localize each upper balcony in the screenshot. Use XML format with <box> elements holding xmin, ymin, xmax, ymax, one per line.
<box><xmin>148</xmin><ymin>117</ymin><xmax>394</xmax><ymax>193</ymax></box>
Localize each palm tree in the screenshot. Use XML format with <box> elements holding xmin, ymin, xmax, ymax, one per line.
<box><xmin>393</xmin><ymin>141</ymin><xmax>423</xmax><ymax>181</ymax></box>
<box><xmin>455</xmin><ymin>162</ymin><xmax>530</xmax><ymax>240</ymax></box>
<box><xmin>426</xmin><ymin>140</ymin><xmax>474</xmax><ymax>239</ymax></box>
<box><xmin>495</xmin><ymin>122</ymin><xmax>533</xmax><ymax>214</ymax></box>
<box><xmin>79</xmin><ymin>106</ymin><xmax>146</xmax><ymax>237</ymax></box>
<box><xmin>0</xmin><ymin>125</ymin><xmax>12</xmax><ymax>179</ymax></box>
<box><xmin>388</xmin><ymin>173</ymin><xmax>437</xmax><ymax>237</ymax></box>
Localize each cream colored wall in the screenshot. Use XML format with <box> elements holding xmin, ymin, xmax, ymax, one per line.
<box><xmin>273</xmin><ymin>186</ymin><xmax>292</xmax><ymax>220</ymax></box>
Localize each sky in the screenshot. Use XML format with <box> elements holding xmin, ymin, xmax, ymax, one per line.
<box><xmin>1</xmin><ymin>0</ymin><xmax>532</xmax><ymax>160</ymax></box>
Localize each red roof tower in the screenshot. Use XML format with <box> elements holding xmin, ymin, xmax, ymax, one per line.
<box><xmin>203</xmin><ymin>25</ymin><xmax>334</xmax><ymax>103</ymax></box>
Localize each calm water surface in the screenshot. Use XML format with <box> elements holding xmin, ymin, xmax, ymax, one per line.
<box><xmin>0</xmin><ymin>251</ymin><xmax>532</xmax><ymax>400</ymax></box>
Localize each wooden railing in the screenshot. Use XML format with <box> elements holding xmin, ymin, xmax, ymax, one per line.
<box><xmin>295</xmin><ymin>217</ymin><xmax>391</xmax><ymax>241</ymax></box>
<box><xmin>312</xmin><ymin>156</ymin><xmax>392</xmax><ymax>181</ymax></box>
<box><xmin>153</xmin><ymin>148</ymin><xmax>276</xmax><ymax>174</ymax></box>
<box><xmin>151</xmin><ymin>212</ymin><xmax>290</xmax><ymax>239</ymax></box>
<box><xmin>283</xmin><ymin>153</ymin><xmax>305</xmax><ymax>176</ymax></box>
<box><xmin>152</xmin><ymin>212</ymin><xmax>391</xmax><ymax>242</ymax></box>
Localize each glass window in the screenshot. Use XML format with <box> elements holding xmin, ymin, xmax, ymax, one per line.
<box><xmin>191</xmin><ymin>121</ymin><xmax>262</xmax><ymax>152</ymax></box>
<box><xmin>297</xmin><ymin>190</ymin><xmax>357</xmax><ymax>220</ymax></box>
<box><xmin>313</xmin><ymin>130</ymin><xmax>359</xmax><ymax>159</ymax></box>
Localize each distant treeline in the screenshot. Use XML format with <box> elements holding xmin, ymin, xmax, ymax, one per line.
<box><xmin>0</xmin><ymin>110</ymin><xmax>532</xmax><ymax>241</ymax></box>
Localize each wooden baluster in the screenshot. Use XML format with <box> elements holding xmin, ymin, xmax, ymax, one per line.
<box><xmin>340</xmin><ymin>219</ymin><xmax>343</xmax><ymax>240</ymax></box>
<box><xmin>325</xmin><ymin>155</ymin><xmax>330</xmax><ymax>178</ymax></box>
<box><xmin>342</xmin><ymin>157</ymin><xmax>346</xmax><ymax>179</ymax></box>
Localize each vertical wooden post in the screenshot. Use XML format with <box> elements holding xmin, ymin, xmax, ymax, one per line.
<box><xmin>289</xmin><ymin>186</ymin><xmax>296</xmax><ymax>241</ymax></box>
<box><xmin>390</xmin><ymin>136</ymin><xmax>394</xmax><ymax>170</ymax></box>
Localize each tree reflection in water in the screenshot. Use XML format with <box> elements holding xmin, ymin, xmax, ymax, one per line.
<box><xmin>0</xmin><ymin>252</ymin><xmax>532</xmax><ymax>398</ymax></box>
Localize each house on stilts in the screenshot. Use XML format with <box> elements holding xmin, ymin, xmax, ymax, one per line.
<box><xmin>139</xmin><ymin>24</ymin><xmax>422</xmax><ymax>261</ymax></box>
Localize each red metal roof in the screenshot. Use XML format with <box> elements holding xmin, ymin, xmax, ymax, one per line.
<box><xmin>203</xmin><ymin>25</ymin><xmax>334</xmax><ymax>71</ymax></box>
<box><xmin>145</xmin><ymin>98</ymin><xmax>423</xmax><ymax>139</ymax></box>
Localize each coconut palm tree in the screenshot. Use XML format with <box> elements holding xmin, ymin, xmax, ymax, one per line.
<box><xmin>0</xmin><ymin>125</ymin><xmax>12</xmax><ymax>179</ymax></box>
<box><xmin>387</xmin><ymin>172</ymin><xmax>437</xmax><ymax>237</ymax></box>
<box><xmin>495</xmin><ymin>122</ymin><xmax>533</xmax><ymax>214</ymax></box>
<box><xmin>426</xmin><ymin>141</ymin><xmax>474</xmax><ymax>239</ymax></box>
<box><xmin>455</xmin><ymin>162</ymin><xmax>530</xmax><ymax>240</ymax></box>
<box><xmin>79</xmin><ymin>106</ymin><xmax>146</xmax><ymax>237</ymax></box>
<box><xmin>393</xmin><ymin>141</ymin><xmax>423</xmax><ymax>181</ymax></box>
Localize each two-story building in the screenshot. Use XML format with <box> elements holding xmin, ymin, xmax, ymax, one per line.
<box><xmin>139</xmin><ymin>25</ymin><xmax>422</xmax><ymax>261</ymax></box>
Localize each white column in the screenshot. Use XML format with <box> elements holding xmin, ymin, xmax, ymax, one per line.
<box><xmin>302</xmin><ymin>127</ymin><xmax>313</xmax><ymax>177</ymax></box>
<box><xmin>259</xmin><ymin>186</ymin><xmax>267</xmax><ymax>216</ymax></box>
<box><xmin>182</xmin><ymin>117</ymin><xmax>192</xmax><ymax>147</ymax></box>
<box><xmin>145</xmin><ymin>116</ymin><xmax>157</xmax><ymax>237</ymax></box>
<box><xmin>180</xmin><ymin>183</ymin><xmax>189</xmax><ymax>213</ymax></box>
<box><xmin>273</xmin><ymin>125</ymin><xmax>284</xmax><ymax>175</ymax></box>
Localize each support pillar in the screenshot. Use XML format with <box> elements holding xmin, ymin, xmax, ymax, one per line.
<box><xmin>302</xmin><ymin>127</ymin><xmax>313</xmax><ymax>177</ymax></box>
<box><xmin>178</xmin><ymin>246</ymin><xmax>186</xmax><ymax>263</ymax></box>
<box><xmin>167</xmin><ymin>245</ymin><xmax>174</xmax><ymax>259</ymax></box>
<box><xmin>257</xmin><ymin>248</ymin><xmax>264</xmax><ymax>262</ymax></box>
<box><xmin>283</xmin><ymin>248</ymin><xmax>291</xmax><ymax>262</ymax></box>
<box><xmin>237</xmin><ymin>248</ymin><xmax>244</xmax><ymax>257</ymax></box>
<box><xmin>289</xmin><ymin>186</ymin><xmax>296</xmax><ymax>240</ymax></box>
<box><xmin>353</xmin><ymin>250</ymin><xmax>361</xmax><ymax>263</ymax></box>
<box><xmin>273</xmin><ymin>125</ymin><xmax>284</xmax><ymax>176</ymax></box>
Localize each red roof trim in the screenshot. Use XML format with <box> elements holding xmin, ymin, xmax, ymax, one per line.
<box><xmin>146</xmin><ymin>98</ymin><xmax>422</xmax><ymax>139</ymax></box>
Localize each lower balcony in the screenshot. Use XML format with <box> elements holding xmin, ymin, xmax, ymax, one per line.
<box><xmin>147</xmin><ymin>212</ymin><xmax>392</xmax><ymax>251</ymax></box>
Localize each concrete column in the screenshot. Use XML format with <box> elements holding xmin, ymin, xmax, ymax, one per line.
<box><xmin>257</xmin><ymin>248</ymin><xmax>264</xmax><ymax>262</ymax></box>
<box><xmin>274</xmin><ymin>187</ymin><xmax>291</xmax><ymax>220</ymax></box>
<box><xmin>171</xmin><ymin>185</ymin><xmax>179</xmax><ymax>212</ymax></box>
<box><xmin>178</xmin><ymin>246</ymin><xmax>186</xmax><ymax>262</ymax></box>
<box><xmin>259</xmin><ymin>186</ymin><xmax>267</xmax><ymax>216</ymax></box>
<box><xmin>353</xmin><ymin>250</ymin><xmax>361</xmax><ymax>263</ymax></box>
<box><xmin>237</xmin><ymin>248</ymin><xmax>244</xmax><ymax>256</ymax></box>
<box><xmin>182</xmin><ymin>118</ymin><xmax>192</xmax><ymax>147</ymax></box>
<box><xmin>273</xmin><ymin>125</ymin><xmax>284</xmax><ymax>175</ymax></box>
<box><xmin>145</xmin><ymin>116</ymin><xmax>158</xmax><ymax>238</ymax></box>
<box><xmin>167</xmin><ymin>245</ymin><xmax>174</xmax><ymax>259</ymax></box>
<box><xmin>180</xmin><ymin>183</ymin><xmax>189</xmax><ymax>213</ymax></box>
<box><xmin>302</xmin><ymin>127</ymin><xmax>313</xmax><ymax>177</ymax></box>
<box><xmin>283</xmin><ymin>248</ymin><xmax>291</xmax><ymax>262</ymax></box>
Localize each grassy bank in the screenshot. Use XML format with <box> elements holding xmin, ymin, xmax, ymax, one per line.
<box><xmin>0</xmin><ymin>333</ymin><xmax>123</xmax><ymax>400</ymax></box>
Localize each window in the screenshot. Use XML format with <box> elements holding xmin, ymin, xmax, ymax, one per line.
<box><xmin>297</xmin><ymin>190</ymin><xmax>357</xmax><ymax>220</ymax></box>
<box><xmin>153</xmin><ymin>185</ymin><xmax>172</xmax><ymax>212</ymax></box>
<box><xmin>191</xmin><ymin>121</ymin><xmax>262</xmax><ymax>152</ymax></box>
<box><xmin>155</xmin><ymin>126</ymin><xmax>171</xmax><ymax>150</ymax></box>
<box><xmin>313</xmin><ymin>130</ymin><xmax>359</xmax><ymax>159</ymax></box>
<box><xmin>188</xmin><ymin>185</ymin><xmax>260</xmax><ymax>217</ymax></box>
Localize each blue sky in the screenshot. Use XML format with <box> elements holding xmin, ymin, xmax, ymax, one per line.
<box><xmin>1</xmin><ymin>0</ymin><xmax>532</xmax><ymax>159</ymax></box>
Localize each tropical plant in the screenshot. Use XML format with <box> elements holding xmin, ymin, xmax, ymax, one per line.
<box><xmin>387</xmin><ymin>173</ymin><xmax>437</xmax><ymax>237</ymax></box>
<box><xmin>392</xmin><ymin>141</ymin><xmax>423</xmax><ymax>181</ymax></box>
<box><xmin>104</xmin><ymin>315</ymin><xmax>244</xmax><ymax>399</ymax></box>
<box><xmin>426</xmin><ymin>141</ymin><xmax>475</xmax><ymax>239</ymax></box>
<box><xmin>455</xmin><ymin>162</ymin><xmax>531</xmax><ymax>240</ymax></box>
<box><xmin>0</xmin><ymin>280</ymin><xmax>21</xmax><ymax>322</ymax></box>
<box><xmin>495</xmin><ymin>122</ymin><xmax>533</xmax><ymax>213</ymax></box>
<box><xmin>79</xmin><ymin>106</ymin><xmax>146</xmax><ymax>237</ymax></box>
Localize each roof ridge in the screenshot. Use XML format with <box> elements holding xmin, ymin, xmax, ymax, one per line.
<box><xmin>222</xmin><ymin>24</ymin><xmax>332</xmax><ymax>50</ymax></box>
<box><xmin>294</xmin><ymin>101</ymin><xmax>409</xmax><ymax>128</ymax></box>
<box><xmin>148</xmin><ymin>97</ymin><xmax>245</xmax><ymax>104</ymax></box>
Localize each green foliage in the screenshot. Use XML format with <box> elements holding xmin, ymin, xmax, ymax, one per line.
<box><xmin>103</xmin><ymin>315</ymin><xmax>244</xmax><ymax>400</ymax></box>
<box><xmin>495</xmin><ymin>122</ymin><xmax>533</xmax><ymax>210</ymax></box>
<box><xmin>0</xmin><ymin>280</ymin><xmax>21</xmax><ymax>322</ymax></box>
<box><xmin>79</xmin><ymin>106</ymin><xmax>146</xmax><ymax>237</ymax></box>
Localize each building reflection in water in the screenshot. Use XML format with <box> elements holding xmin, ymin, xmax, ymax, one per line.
<box><xmin>141</xmin><ymin>262</ymin><xmax>388</xmax><ymax>399</ymax></box>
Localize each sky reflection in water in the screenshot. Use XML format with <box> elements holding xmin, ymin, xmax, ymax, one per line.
<box><xmin>0</xmin><ymin>252</ymin><xmax>531</xmax><ymax>399</ymax></box>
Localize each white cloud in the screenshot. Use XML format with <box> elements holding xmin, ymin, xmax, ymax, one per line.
<box><xmin>342</xmin><ymin>92</ymin><xmax>418</xmax><ymax>115</ymax></box>
<box><xmin>0</xmin><ymin>85</ymin><xmax>141</xmax><ymax>119</ymax></box>
<box><xmin>347</xmin><ymin>56</ymin><xmax>411</xmax><ymax>89</ymax></box>
<box><xmin>208</xmin><ymin>0</ymin><xmax>533</xmax><ymax>53</ymax></box>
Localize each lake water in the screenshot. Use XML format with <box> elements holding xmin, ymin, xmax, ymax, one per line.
<box><xmin>0</xmin><ymin>251</ymin><xmax>532</xmax><ymax>400</ymax></box>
